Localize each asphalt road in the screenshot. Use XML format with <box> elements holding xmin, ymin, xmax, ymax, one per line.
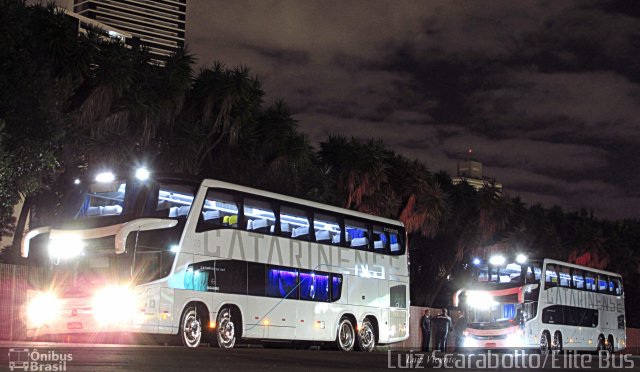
<box><xmin>1</xmin><ymin>341</ymin><xmax>639</xmax><ymax>372</ymax></box>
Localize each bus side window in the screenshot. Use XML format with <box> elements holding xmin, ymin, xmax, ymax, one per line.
<box><xmin>299</xmin><ymin>270</ymin><xmax>330</xmax><ymax>302</ymax></box>
<box><xmin>612</xmin><ymin>277</ymin><xmax>623</xmax><ymax>296</ymax></box>
<box><xmin>345</xmin><ymin>219</ymin><xmax>369</xmax><ymax>250</ymax></box>
<box><xmin>244</xmin><ymin>198</ymin><xmax>276</xmax><ymax>235</ymax></box>
<box><xmin>585</xmin><ymin>272</ymin><xmax>596</xmax><ymax>291</ymax></box>
<box><xmin>559</xmin><ymin>266</ymin><xmax>571</xmax><ymax>287</ymax></box>
<box><xmin>544</xmin><ymin>264</ymin><xmax>558</xmax><ymax>288</ymax></box>
<box><xmin>266</xmin><ymin>266</ymin><xmax>299</xmax><ymax>299</ymax></box>
<box><xmin>389</xmin><ymin>230</ymin><xmax>404</xmax><ymax>255</ymax></box>
<box><xmin>196</xmin><ymin>189</ymin><xmax>239</xmax><ymax>232</ymax></box>
<box><xmin>281</xmin><ymin>205</ymin><xmax>309</xmax><ymax>241</ymax></box>
<box><xmin>331</xmin><ymin>274</ymin><xmax>343</xmax><ymax>302</ymax></box>
<box><xmin>597</xmin><ymin>274</ymin><xmax>608</xmax><ymax>293</ymax></box>
<box><xmin>313</xmin><ymin>212</ymin><xmax>341</xmax><ymax>245</ymax></box>
<box><xmin>571</xmin><ymin>269</ymin><xmax>585</xmax><ymax>289</ymax></box>
<box><xmin>372</xmin><ymin>225</ymin><xmax>388</xmax><ymax>253</ymax></box>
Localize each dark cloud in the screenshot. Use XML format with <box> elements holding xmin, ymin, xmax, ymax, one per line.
<box><xmin>187</xmin><ymin>0</ymin><xmax>640</xmax><ymax>220</ymax></box>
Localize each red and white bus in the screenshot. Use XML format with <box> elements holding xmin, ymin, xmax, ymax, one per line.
<box><xmin>454</xmin><ymin>255</ymin><xmax>626</xmax><ymax>353</ymax></box>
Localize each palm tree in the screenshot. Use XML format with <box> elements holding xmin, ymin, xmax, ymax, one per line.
<box><xmin>170</xmin><ymin>63</ymin><xmax>264</xmax><ymax>175</ymax></box>
<box><xmin>318</xmin><ymin>136</ymin><xmax>391</xmax><ymax>210</ymax></box>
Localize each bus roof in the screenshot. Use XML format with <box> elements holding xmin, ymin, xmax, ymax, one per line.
<box><xmin>543</xmin><ymin>258</ymin><xmax>621</xmax><ymax>278</ymax></box>
<box><xmin>201</xmin><ymin>179</ymin><xmax>404</xmax><ymax>228</ymax></box>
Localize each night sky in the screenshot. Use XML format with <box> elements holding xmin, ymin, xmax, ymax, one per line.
<box><xmin>186</xmin><ymin>0</ymin><xmax>640</xmax><ymax>220</ymax></box>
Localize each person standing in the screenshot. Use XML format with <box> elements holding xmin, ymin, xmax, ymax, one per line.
<box><xmin>434</xmin><ymin>309</ymin><xmax>452</xmax><ymax>352</ymax></box>
<box><xmin>454</xmin><ymin>310</ymin><xmax>468</xmax><ymax>351</ymax></box>
<box><xmin>420</xmin><ymin>309</ymin><xmax>432</xmax><ymax>352</ymax></box>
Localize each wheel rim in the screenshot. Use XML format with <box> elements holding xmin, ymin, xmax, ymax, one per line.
<box><xmin>540</xmin><ymin>333</ymin><xmax>549</xmax><ymax>354</ymax></box>
<box><xmin>359</xmin><ymin>321</ymin><xmax>375</xmax><ymax>352</ymax></box>
<box><xmin>554</xmin><ymin>333</ymin><xmax>562</xmax><ymax>353</ymax></box>
<box><xmin>217</xmin><ymin>309</ymin><xmax>236</xmax><ymax>348</ymax></box>
<box><xmin>182</xmin><ymin>309</ymin><xmax>202</xmax><ymax>347</ymax></box>
<box><xmin>338</xmin><ymin>320</ymin><xmax>355</xmax><ymax>351</ymax></box>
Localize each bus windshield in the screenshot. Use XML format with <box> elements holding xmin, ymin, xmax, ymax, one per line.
<box><xmin>468</xmin><ymin>302</ymin><xmax>523</xmax><ymax>330</ymax></box>
<box><xmin>475</xmin><ymin>262</ymin><xmax>525</xmax><ymax>285</ymax></box>
<box><xmin>55</xmin><ymin>177</ymin><xmax>198</xmax><ymax>225</ymax></box>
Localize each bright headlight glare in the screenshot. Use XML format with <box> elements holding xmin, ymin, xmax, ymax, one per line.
<box><xmin>48</xmin><ymin>236</ymin><xmax>85</xmax><ymax>260</ymax></box>
<box><xmin>506</xmin><ymin>331</ymin><xmax>524</xmax><ymax>347</ymax></box>
<box><xmin>92</xmin><ymin>285</ymin><xmax>137</xmax><ymax>325</ymax></box>
<box><xmin>516</xmin><ymin>254</ymin><xmax>528</xmax><ymax>264</ymax></box>
<box><xmin>27</xmin><ymin>292</ymin><xmax>61</xmax><ymax>327</ymax></box>
<box><xmin>489</xmin><ymin>255</ymin><xmax>506</xmax><ymax>266</ymax></box>
<box><xmin>95</xmin><ymin>171</ymin><xmax>115</xmax><ymax>183</ymax></box>
<box><xmin>135</xmin><ymin>167</ymin><xmax>150</xmax><ymax>181</ymax></box>
<box><xmin>464</xmin><ymin>336</ymin><xmax>475</xmax><ymax>348</ymax></box>
<box><xmin>466</xmin><ymin>291</ymin><xmax>497</xmax><ymax>309</ymax></box>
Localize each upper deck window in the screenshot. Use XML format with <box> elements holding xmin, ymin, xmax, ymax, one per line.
<box><xmin>280</xmin><ymin>205</ymin><xmax>309</xmax><ymax>240</ymax></box>
<box><xmin>345</xmin><ymin>219</ymin><xmax>368</xmax><ymax>249</ymax></box>
<box><xmin>76</xmin><ymin>181</ymin><xmax>127</xmax><ymax>218</ymax></box>
<box><xmin>244</xmin><ymin>198</ymin><xmax>276</xmax><ymax>234</ymax></box>
<box><xmin>156</xmin><ymin>183</ymin><xmax>195</xmax><ymax>218</ymax></box>
<box><xmin>197</xmin><ymin>190</ymin><xmax>239</xmax><ymax>230</ymax></box>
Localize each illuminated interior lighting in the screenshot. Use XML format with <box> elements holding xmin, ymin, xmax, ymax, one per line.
<box><xmin>95</xmin><ymin>171</ymin><xmax>115</xmax><ymax>183</ymax></box>
<box><xmin>74</xmin><ymin>178</ymin><xmax>81</xmax><ymax>185</ymax></box>
<box><xmin>489</xmin><ymin>255</ymin><xmax>506</xmax><ymax>266</ymax></box>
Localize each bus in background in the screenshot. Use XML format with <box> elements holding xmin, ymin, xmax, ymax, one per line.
<box><xmin>453</xmin><ymin>255</ymin><xmax>625</xmax><ymax>353</ymax></box>
<box><xmin>21</xmin><ymin>168</ymin><xmax>409</xmax><ymax>351</ymax></box>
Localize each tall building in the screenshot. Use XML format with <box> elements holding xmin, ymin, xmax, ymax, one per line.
<box><xmin>452</xmin><ymin>160</ymin><xmax>503</xmax><ymax>191</ymax></box>
<box><xmin>72</xmin><ymin>0</ymin><xmax>187</xmax><ymax>59</ymax></box>
<box><xmin>27</xmin><ymin>1</ymin><xmax>133</xmax><ymax>44</ymax></box>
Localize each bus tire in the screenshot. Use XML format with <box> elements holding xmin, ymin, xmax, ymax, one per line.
<box><xmin>357</xmin><ymin>318</ymin><xmax>376</xmax><ymax>352</ymax></box>
<box><xmin>215</xmin><ymin>307</ymin><xmax>237</xmax><ymax>349</ymax></box>
<box><xmin>539</xmin><ymin>331</ymin><xmax>551</xmax><ymax>354</ymax></box>
<box><xmin>553</xmin><ymin>331</ymin><xmax>563</xmax><ymax>354</ymax></box>
<box><xmin>336</xmin><ymin>317</ymin><xmax>356</xmax><ymax>352</ymax></box>
<box><xmin>180</xmin><ymin>304</ymin><xmax>207</xmax><ymax>348</ymax></box>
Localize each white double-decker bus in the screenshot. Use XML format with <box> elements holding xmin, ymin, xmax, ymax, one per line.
<box><xmin>21</xmin><ymin>170</ymin><xmax>409</xmax><ymax>351</ymax></box>
<box><xmin>454</xmin><ymin>255</ymin><xmax>626</xmax><ymax>353</ymax></box>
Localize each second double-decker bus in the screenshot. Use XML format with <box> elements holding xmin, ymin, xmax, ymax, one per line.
<box><xmin>453</xmin><ymin>255</ymin><xmax>625</xmax><ymax>353</ymax></box>
<box><xmin>21</xmin><ymin>169</ymin><xmax>409</xmax><ymax>351</ymax></box>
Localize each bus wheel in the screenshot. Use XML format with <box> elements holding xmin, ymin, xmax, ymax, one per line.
<box><xmin>180</xmin><ymin>305</ymin><xmax>204</xmax><ymax>348</ymax></box>
<box><xmin>539</xmin><ymin>331</ymin><xmax>551</xmax><ymax>354</ymax></box>
<box><xmin>357</xmin><ymin>319</ymin><xmax>376</xmax><ymax>352</ymax></box>
<box><xmin>553</xmin><ymin>331</ymin><xmax>563</xmax><ymax>354</ymax></box>
<box><xmin>606</xmin><ymin>335</ymin><xmax>614</xmax><ymax>354</ymax></box>
<box><xmin>336</xmin><ymin>317</ymin><xmax>355</xmax><ymax>352</ymax></box>
<box><xmin>215</xmin><ymin>307</ymin><xmax>236</xmax><ymax>349</ymax></box>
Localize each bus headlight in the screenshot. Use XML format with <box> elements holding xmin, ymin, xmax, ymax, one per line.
<box><xmin>92</xmin><ymin>285</ymin><xmax>137</xmax><ymax>325</ymax></box>
<box><xmin>48</xmin><ymin>235</ymin><xmax>84</xmax><ymax>260</ymax></box>
<box><xmin>27</xmin><ymin>292</ymin><xmax>61</xmax><ymax>327</ymax></box>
